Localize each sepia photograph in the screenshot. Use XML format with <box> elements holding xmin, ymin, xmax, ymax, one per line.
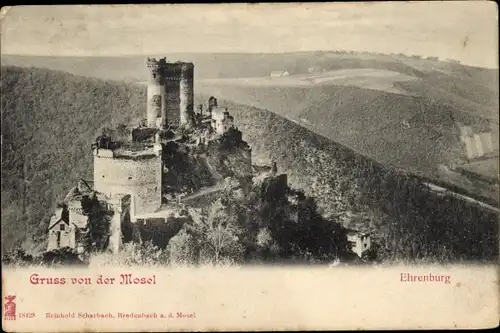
<box><xmin>1</xmin><ymin>2</ymin><xmax>498</xmax><ymax>331</ymax></box>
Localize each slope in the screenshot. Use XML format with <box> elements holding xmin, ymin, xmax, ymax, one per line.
<box><xmin>211</xmin><ymin>97</ymin><xmax>499</xmax><ymax>263</ymax></box>
<box><xmin>1</xmin><ymin>66</ymin><xmax>146</xmax><ymax>252</ymax></box>
<box><xmin>4</xmin><ymin>51</ymin><xmax>497</xmax><ymax>83</ymax></box>
<box><xmin>197</xmin><ymin>69</ymin><xmax>499</xmax><ymax>202</ymax></box>
<box><xmin>1</xmin><ymin>66</ymin><xmax>497</xmax><ymax>263</ymax></box>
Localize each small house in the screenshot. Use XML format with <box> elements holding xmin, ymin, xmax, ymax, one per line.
<box><xmin>47</xmin><ymin>182</ymin><xmax>93</xmax><ymax>254</ymax></box>
<box><xmin>270</xmin><ymin>70</ymin><xmax>289</xmax><ymax>78</ymax></box>
<box><xmin>346</xmin><ymin>229</ymin><xmax>371</xmax><ymax>257</ymax></box>
<box><xmin>47</xmin><ymin>207</ymin><xmax>82</xmax><ymax>252</ymax></box>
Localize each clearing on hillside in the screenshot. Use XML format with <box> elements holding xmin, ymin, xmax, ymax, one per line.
<box><xmin>200</xmin><ymin>68</ymin><xmax>418</xmax><ymax>95</ymax></box>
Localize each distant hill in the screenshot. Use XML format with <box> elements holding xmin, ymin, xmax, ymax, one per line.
<box><xmin>1</xmin><ymin>66</ymin><xmax>498</xmax><ymax>263</ymax></box>
<box><xmin>196</xmin><ymin>60</ymin><xmax>499</xmax><ymax>202</ymax></box>
<box><xmin>5</xmin><ymin>52</ymin><xmax>494</xmax><ymax>198</ymax></box>
<box><xmin>3</xmin><ymin>51</ymin><xmax>498</xmax><ymax>83</ymax></box>
<box><xmin>215</xmin><ymin>97</ymin><xmax>498</xmax><ymax>263</ymax></box>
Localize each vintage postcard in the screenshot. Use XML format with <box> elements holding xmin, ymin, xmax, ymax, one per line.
<box><xmin>1</xmin><ymin>2</ymin><xmax>499</xmax><ymax>331</ymax></box>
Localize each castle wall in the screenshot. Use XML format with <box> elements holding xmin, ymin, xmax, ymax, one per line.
<box><xmin>211</xmin><ymin>108</ymin><xmax>226</xmax><ymax>134</ymax></box>
<box><xmin>144</xmin><ymin>60</ymin><xmax>196</xmax><ymax>128</ymax></box>
<box><xmin>107</xmin><ymin>194</ymin><xmax>129</xmax><ymax>254</ymax></box>
<box><xmin>93</xmin><ymin>150</ymin><xmax>162</xmax><ymax>216</ymax></box>
<box><xmin>164</xmin><ymin>64</ymin><xmax>182</xmax><ymax>127</ymax></box>
<box><xmin>180</xmin><ymin>63</ymin><xmax>194</xmax><ymax>126</ymax></box>
<box><xmin>160</xmin><ymin>82</ymin><xmax>168</xmax><ymax>129</ymax></box>
<box><xmin>146</xmin><ymin>59</ymin><xmax>165</xmax><ymax>128</ymax></box>
<box><xmin>147</xmin><ymin>83</ymin><xmax>162</xmax><ymax>128</ymax></box>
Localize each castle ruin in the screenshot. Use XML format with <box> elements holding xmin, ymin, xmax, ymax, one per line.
<box><xmin>48</xmin><ymin>57</ymin><xmax>258</xmax><ymax>255</ymax></box>
<box><xmin>146</xmin><ymin>57</ymin><xmax>195</xmax><ymax>128</ymax></box>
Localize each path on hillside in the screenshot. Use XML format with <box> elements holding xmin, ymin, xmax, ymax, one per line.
<box><xmin>423</xmin><ymin>182</ymin><xmax>500</xmax><ymax>213</ymax></box>
<box><xmin>180</xmin><ymin>184</ymin><xmax>224</xmax><ymax>202</ymax></box>
<box><xmin>181</xmin><ymin>179</ymin><xmax>240</xmax><ymax>202</ymax></box>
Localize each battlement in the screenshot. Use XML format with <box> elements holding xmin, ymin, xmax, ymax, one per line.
<box><xmin>93</xmin><ymin>144</ymin><xmax>163</xmax><ymax>216</ymax></box>
<box><xmin>94</xmin><ymin>148</ymin><xmax>115</xmax><ymax>158</ymax></box>
<box><xmin>180</xmin><ymin>62</ymin><xmax>194</xmax><ymax>70</ymax></box>
<box><xmin>147</xmin><ymin>59</ymin><xmax>193</xmax><ymax>71</ymax></box>
<box><xmin>144</xmin><ymin>56</ymin><xmax>195</xmax><ymax>129</ymax></box>
<box><xmin>93</xmin><ymin>143</ymin><xmax>161</xmax><ymax>160</ymax></box>
<box><xmin>163</xmin><ymin>62</ymin><xmax>194</xmax><ymax>73</ymax></box>
<box><xmin>146</xmin><ymin>57</ymin><xmax>167</xmax><ymax>68</ymax></box>
<box><xmin>114</xmin><ymin>143</ymin><xmax>162</xmax><ymax>159</ymax></box>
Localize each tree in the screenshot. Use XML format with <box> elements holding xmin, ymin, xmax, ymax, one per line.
<box><xmin>188</xmin><ymin>199</ymin><xmax>244</xmax><ymax>264</ymax></box>
<box><xmin>107</xmin><ymin>241</ymin><xmax>166</xmax><ymax>266</ymax></box>
<box><xmin>82</xmin><ymin>194</ymin><xmax>111</xmax><ymax>252</ymax></box>
<box><xmin>1</xmin><ymin>243</ymin><xmax>35</xmax><ymax>266</ymax></box>
<box><xmin>166</xmin><ymin>228</ymin><xmax>199</xmax><ymax>265</ymax></box>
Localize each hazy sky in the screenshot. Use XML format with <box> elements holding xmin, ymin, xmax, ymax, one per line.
<box><xmin>1</xmin><ymin>2</ymin><xmax>498</xmax><ymax>68</ymax></box>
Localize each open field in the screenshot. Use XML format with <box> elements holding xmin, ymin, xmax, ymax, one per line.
<box><xmin>197</xmin><ymin>68</ymin><xmax>498</xmax><ymax>202</ymax></box>
<box><xmin>200</xmin><ymin>68</ymin><xmax>418</xmax><ymax>95</ymax></box>
<box><xmin>456</xmin><ymin>156</ymin><xmax>499</xmax><ymax>183</ymax></box>
<box><xmin>3</xmin><ymin>51</ymin><xmax>498</xmax><ymax>84</ymax></box>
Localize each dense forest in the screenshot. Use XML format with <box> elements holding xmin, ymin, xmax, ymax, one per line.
<box><xmin>217</xmin><ymin>98</ymin><xmax>499</xmax><ymax>263</ymax></box>
<box><xmin>1</xmin><ymin>66</ymin><xmax>498</xmax><ymax>264</ymax></box>
<box><xmin>1</xmin><ymin>66</ymin><xmax>146</xmax><ymax>253</ymax></box>
<box><xmin>86</xmin><ymin>176</ymin><xmax>357</xmax><ymax>267</ymax></box>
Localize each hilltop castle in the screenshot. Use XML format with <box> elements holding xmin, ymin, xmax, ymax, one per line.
<box><xmin>44</xmin><ymin>57</ymin><xmax>371</xmax><ymax>262</ymax></box>
<box><xmin>47</xmin><ymin>57</ymin><xmax>255</xmax><ymax>255</ymax></box>
<box><xmin>145</xmin><ymin>57</ymin><xmax>195</xmax><ymax>128</ymax></box>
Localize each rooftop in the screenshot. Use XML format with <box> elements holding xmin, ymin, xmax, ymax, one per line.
<box><xmin>95</xmin><ymin>141</ymin><xmax>160</xmax><ymax>159</ymax></box>
<box><xmin>346</xmin><ymin>228</ymin><xmax>370</xmax><ymax>237</ymax></box>
<box><xmin>113</xmin><ymin>143</ymin><xmax>158</xmax><ymax>158</ymax></box>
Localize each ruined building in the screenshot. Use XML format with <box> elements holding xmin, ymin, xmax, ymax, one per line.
<box><xmin>93</xmin><ymin>136</ymin><xmax>163</xmax><ymax>216</ymax></box>
<box><xmin>92</xmin><ymin>59</ymin><xmax>249</xmax><ymax>221</ymax></box>
<box><xmin>146</xmin><ymin>57</ymin><xmax>195</xmax><ymax>128</ymax></box>
<box><xmin>48</xmin><ymin>57</ymin><xmax>254</xmax><ymax>255</ymax></box>
<box><xmin>346</xmin><ymin>229</ymin><xmax>371</xmax><ymax>258</ymax></box>
<box><xmin>211</xmin><ymin>108</ymin><xmax>235</xmax><ymax>135</ymax></box>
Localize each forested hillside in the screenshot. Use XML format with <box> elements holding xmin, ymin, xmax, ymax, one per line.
<box><xmin>214</xmin><ymin>98</ymin><xmax>499</xmax><ymax>263</ymax></box>
<box><xmin>1</xmin><ymin>66</ymin><xmax>146</xmax><ymax>253</ymax></box>
<box><xmin>1</xmin><ymin>66</ymin><xmax>498</xmax><ymax>263</ymax></box>
<box><xmin>198</xmin><ymin>77</ymin><xmax>499</xmax><ymax>202</ymax></box>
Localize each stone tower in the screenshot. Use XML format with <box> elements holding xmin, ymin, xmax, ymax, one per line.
<box><xmin>146</xmin><ymin>57</ymin><xmax>167</xmax><ymax>128</ymax></box>
<box><xmin>179</xmin><ymin>62</ymin><xmax>195</xmax><ymax>126</ymax></box>
<box><xmin>92</xmin><ymin>136</ymin><xmax>163</xmax><ymax>216</ymax></box>
<box><xmin>148</xmin><ymin>60</ymin><xmax>195</xmax><ymax>128</ymax></box>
